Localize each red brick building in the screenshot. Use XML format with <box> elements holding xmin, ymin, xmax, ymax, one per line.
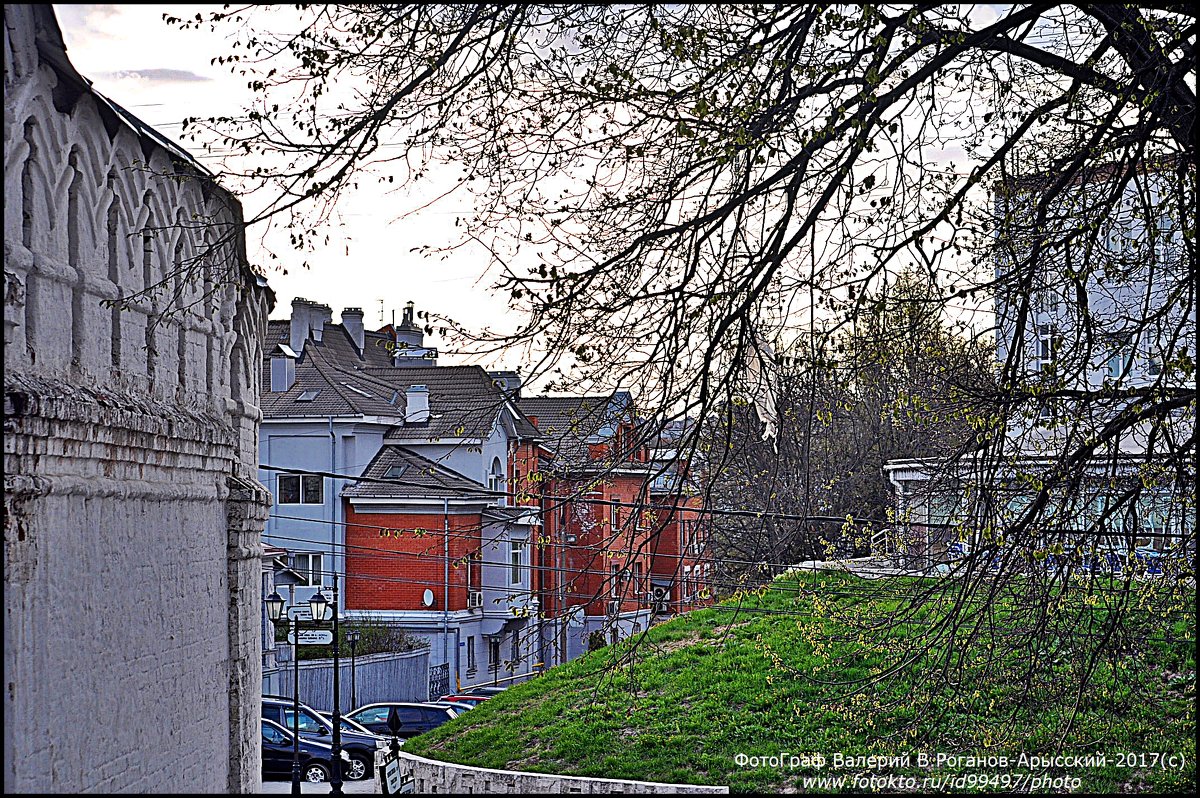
<box><xmin>646</xmin><ymin>419</ymin><xmax>714</xmax><ymax>615</ymax></box>
<box><xmin>519</xmin><ymin>393</ymin><xmax>660</xmax><ymax>661</ymax></box>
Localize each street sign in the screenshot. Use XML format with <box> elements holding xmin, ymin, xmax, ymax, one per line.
<box><xmin>286</xmin><ymin>606</ymin><xmax>312</xmax><ymax>621</ymax></box>
<box><xmin>288</xmin><ymin>629</ymin><xmax>333</xmax><ymax>646</ymax></box>
<box><xmin>384</xmin><ymin>760</ymin><xmax>404</xmax><ymax>794</ymax></box>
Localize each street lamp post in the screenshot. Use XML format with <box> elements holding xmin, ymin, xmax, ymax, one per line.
<box><xmin>266</xmin><ymin>589</ymin><xmax>330</xmax><ymax>795</ymax></box>
<box><xmin>330</xmin><ymin>574</ymin><xmax>343</xmax><ymax>796</ymax></box>
<box><xmin>346</xmin><ymin>629</ymin><xmax>361</xmax><ymax>710</ymax></box>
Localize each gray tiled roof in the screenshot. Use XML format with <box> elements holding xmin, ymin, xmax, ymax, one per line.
<box><xmin>518</xmin><ymin>394</ymin><xmax>622</xmax><ymax>470</ymax></box>
<box><xmin>261</xmin><ymin>323</ymin><xmax>406</xmax><ymax>419</ymax></box>
<box><xmin>342</xmin><ymin>445</ymin><xmax>492</xmax><ymax>500</ymax></box>
<box><xmin>367</xmin><ymin>366</ymin><xmax>513</xmax><ymax>443</ymax></box>
<box><xmin>262</xmin><ymin>320</ymin><xmax>543</xmax><ymax>445</ymax></box>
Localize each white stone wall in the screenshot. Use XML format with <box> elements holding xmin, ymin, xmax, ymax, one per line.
<box><xmin>3</xmin><ymin>6</ymin><xmax>270</xmax><ymax>793</ymax></box>
<box><xmin>382</xmin><ymin>749</ymin><xmax>729</xmax><ymax>794</ymax></box>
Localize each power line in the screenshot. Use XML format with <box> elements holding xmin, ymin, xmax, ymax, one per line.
<box><xmin>260</xmin><ymin>463</ymin><xmax>1194</xmax><ymax>537</ymax></box>
<box><xmin>263</xmin><ymin>523</ymin><xmax>1196</xmax><ymax>601</ymax></box>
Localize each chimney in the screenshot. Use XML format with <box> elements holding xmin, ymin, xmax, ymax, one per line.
<box><xmin>394</xmin><ymin>300</ymin><xmax>424</xmax><ymax>348</ymax></box>
<box><xmin>310</xmin><ymin>302</ymin><xmax>332</xmax><ymax>343</ymax></box>
<box><xmin>405</xmin><ymin>385</ymin><xmax>430</xmax><ymax>423</ymax></box>
<box><xmin>269</xmin><ymin>346</ymin><xmax>297</xmax><ymax>392</ymax></box>
<box><xmin>342</xmin><ymin>307</ymin><xmax>365</xmax><ymax>351</ymax></box>
<box><xmin>489</xmin><ymin>370</ymin><xmax>522</xmax><ymax>399</ymax></box>
<box><xmin>289</xmin><ymin>297</ymin><xmax>312</xmax><ymax>354</ymax></box>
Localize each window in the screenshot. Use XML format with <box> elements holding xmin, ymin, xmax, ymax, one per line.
<box><xmin>1107</xmin><ymin>350</ymin><xmax>1131</xmax><ymax>381</ymax></box>
<box><xmin>610</xmin><ymin>564</ymin><xmax>621</xmax><ymax>598</ymax></box>
<box><xmin>611</xmin><ymin>504</ymin><xmax>622</xmax><ymax>533</ymax></box>
<box><xmin>489</xmin><ymin>639</ymin><xmax>501</xmax><ymax>671</ymax></box>
<box><xmin>1035</xmin><ymin>323</ymin><xmax>1058</xmax><ymax>376</ymax></box>
<box><xmin>466</xmin><ymin>637</ymin><xmax>476</xmax><ymax>673</ymax></box>
<box><xmin>394</xmin><ymin>707</ymin><xmax>425</xmax><ymax>725</ymax></box>
<box><xmin>509</xmin><ymin>540</ymin><xmax>524</xmax><ymax>584</ymax></box>
<box><xmin>349</xmin><ymin>707</ymin><xmax>390</xmax><ymax>727</ymax></box>
<box><xmin>283</xmin><ymin>708</ymin><xmax>327</xmax><ymax>734</ymax></box>
<box><xmin>293</xmin><ymin>552</ymin><xmax>323</xmax><ymax>586</ymax></box>
<box><xmin>683</xmin><ymin>565</ymin><xmax>694</xmax><ymax>601</ymax></box>
<box><xmin>511</xmin><ymin>634</ymin><xmax>520</xmax><ymax>666</ymax></box>
<box><xmin>262</xmin><ymin>723</ymin><xmax>288</xmax><ymax>745</ymax></box>
<box><xmin>465</xmin><ymin>550</ymin><xmax>481</xmax><ymax>592</ymax></box>
<box><xmin>1146</xmin><ymin>354</ymin><xmax>1163</xmax><ymax>378</ymax></box>
<box><xmin>488</xmin><ymin>458</ymin><xmax>505</xmax><ymax>503</ymax></box>
<box><xmin>1037</xmin><ymin>398</ymin><xmax>1058</xmax><ymax>424</ymax></box>
<box><xmin>278</xmin><ymin>474</ymin><xmax>323</xmax><ymax>505</ymax></box>
<box><xmin>632</xmin><ymin>561</ymin><xmax>644</xmax><ymax>599</ymax></box>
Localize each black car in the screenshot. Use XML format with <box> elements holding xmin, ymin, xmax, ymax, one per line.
<box><xmin>346</xmin><ymin>702</ymin><xmax>461</xmax><ymax>738</ymax></box>
<box><xmin>263</xmin><ymin>695</ymin><xmax>385</xmax><ymax>781</ymax></box>
<box><xmin>261</xmin><ymin>718</ymin><xmax>349</xmax><ymax>783</ymax></box>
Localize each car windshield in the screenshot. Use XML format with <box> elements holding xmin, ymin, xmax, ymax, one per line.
<box><xmin>283</xmin><ymin>708</ymin><xmax>327</xmax><ymax>733</ymax></box>
<box><xmin>319</xmin><ymin>715</ymin><xmax>373</xmax><ymax>735</ymax></box>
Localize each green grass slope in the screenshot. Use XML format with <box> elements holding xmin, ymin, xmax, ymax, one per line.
<box><xmin>405</xmin><ymin>570</ymin><xmax>1195</xmax><ymax>793</ymax></box>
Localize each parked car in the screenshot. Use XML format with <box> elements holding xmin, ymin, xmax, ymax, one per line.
<box><xmin>465</xmin><ymin>685</ymin><xmax>508</xmax><ymax>697</ymax></box>
<box><xmin>346</xmin><ymin>702</ymin><xmax>462</xmax><ymax>738</ymax></box>
<box><xmin>315</xmin><ymin>710</ymin><xmax>384</xmax><ymax>738</ymax></box>
<box><xmin>262</xmin><ymin>695</ymin><xmax>386</xmax><ymax>781</ymax></box>
<box><xmin>261</xmin><ymin>718</ymin><xmax>351</xmax><ymax>783</ymax></box>
<box><xmin>437</xmin><ymin>694</ymin><xmax>489</xmax><ymax>708</ymax></box>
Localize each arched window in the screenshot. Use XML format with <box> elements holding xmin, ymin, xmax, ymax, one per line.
<box><xmin>488</xmin><ymin>457</ymin><xmax>505</xmax><ymax>503</ymax></box>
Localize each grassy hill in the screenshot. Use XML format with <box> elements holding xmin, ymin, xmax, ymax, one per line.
<box><xmin>405</xmin><ymin>570</ymin><xmax>1195</xmax><ymax>793</ymax></box>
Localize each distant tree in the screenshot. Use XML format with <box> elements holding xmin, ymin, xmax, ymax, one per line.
<box><xmin>704</xmin><ymin>269</ymin><xmax>995</xmax><ymax>583</ymax></box>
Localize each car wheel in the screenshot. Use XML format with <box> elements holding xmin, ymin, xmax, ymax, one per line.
<box><xmin>304</xmin><ymin>762</ymin><xmax>330</xmax><ymax>783</ymax></box>
<box><xmin>346</xmin><ymin>752</ymin><xmax>371</xmax><ymax>781</ymax></box>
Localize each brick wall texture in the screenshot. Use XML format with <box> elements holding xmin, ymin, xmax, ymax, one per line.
<box><xmin>3</xmin><ymin>6</ymin><xmax>272</xmax><ymax>793</ymax></box>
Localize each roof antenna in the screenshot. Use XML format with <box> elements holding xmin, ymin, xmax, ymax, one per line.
<box><xmin>377</xmin><ymin>298</ymin><xmax>385</xmax><ymax>325</ymax></box>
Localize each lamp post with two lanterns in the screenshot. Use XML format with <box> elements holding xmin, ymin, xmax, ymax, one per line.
<box><xmin>265</xmin><ymin>588</ymin><xmax>332</xmax><ymax>795</ymax></box>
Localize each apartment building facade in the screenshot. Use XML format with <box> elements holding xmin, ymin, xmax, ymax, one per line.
<box><xmin>884</xmin><ymin>160</ymin><xmax>1195</xmax><ymax>568</ymax></box>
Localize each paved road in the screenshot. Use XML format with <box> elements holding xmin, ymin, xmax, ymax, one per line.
<box><xmin>260</xmin><ymin>776</ymin><xmax>378</xmax><ymax>794</ymax></box>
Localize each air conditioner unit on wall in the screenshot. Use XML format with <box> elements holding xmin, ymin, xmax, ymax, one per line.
<box><xmin>607</xmin><ymin>599</ymin><xmax>620</xmax><ymax>616</ymax></box>
<box><xmin>468</xmin><ymin>591</ymin><xmax>483</xmax><ymax>608</ymax></box>
<box><xmin>651</xmin><ymin>585</ymin><xmax>671</xmax><ymax>616</ymax></box>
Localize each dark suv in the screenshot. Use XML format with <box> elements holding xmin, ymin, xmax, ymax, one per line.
<box><xmin>346</xmin><ymin>702</ymin><xmax>461</xmax><ymax>737</ymax></box>
<box><xmin>262</xmin><ymin>695</ymin><xmax>385</xmax><ymax>781</ymax></box>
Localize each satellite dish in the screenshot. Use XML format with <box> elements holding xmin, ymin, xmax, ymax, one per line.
<box><xmin>422</xmin><ymin>589</ymin><xmax>435</xmax><ymax>607</ymax></box>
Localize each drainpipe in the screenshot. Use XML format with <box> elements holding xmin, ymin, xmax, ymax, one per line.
<box><xmin>329</xmin><ymin>418</ymin><xmax>338</xmax><ymax>606</ymax></box>
<box><xmin>885</xmin><ymin>466</ymin><xmax>906</xmax><ymax>564</ymax></box>
<box><xmin>443</xmin><ymin>496</ymin><xmax>451</xmax><ymax>688</ymax></box>
<box><xmin>452</xmin><ymin>627</ymin><xmax>462</xmax><ymax>692</ymax></box>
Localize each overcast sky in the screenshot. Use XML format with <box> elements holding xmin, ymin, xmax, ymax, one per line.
<box><xmin>54</xmin><ymin>4</ymin><xmax>1000</xmax><ymax>375</ymax></box>
<box><xmin>54</xmin><ymin>3</ymin><xmax>514</xmax><ymax>366</ymax></box>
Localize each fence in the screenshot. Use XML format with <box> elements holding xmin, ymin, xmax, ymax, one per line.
<box><xmin>265</xmin><ymin>647</ymin><xmax>430</xmax><ymax>712</ymax></box>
